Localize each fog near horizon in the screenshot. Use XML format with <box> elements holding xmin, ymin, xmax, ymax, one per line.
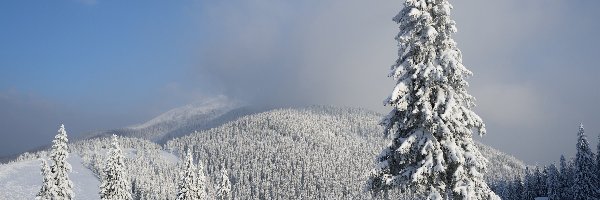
<box><xmin>1</xmin><ymin>0</ymin><xmax>599</xmax><ymax>165</ymax></box>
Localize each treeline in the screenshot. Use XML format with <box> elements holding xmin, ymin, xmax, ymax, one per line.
<box><xmin>36</xmin><ymin>124</ymin><xmax>232</xmax><ymax>200</ymax></box>
<box><xmin>490</xmin><ymin>124</ymin><xmax>600</xmax><ymax>200</ymax></box>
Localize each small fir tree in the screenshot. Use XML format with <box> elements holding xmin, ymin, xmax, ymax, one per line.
<box><xmin>216</xmin><ymin>169</ymin><xmax>231</xmax><ymax>200</ymax></box>
<box><xmin>571</xmin><ymin>124</ymin><xmax>599</xmax><ymax>200</ymax></box>
<box><xmin>36</xmin><ymin>159</ymin><xmax>57</xmax><ymax>200</ymax></box>
<box><xmin>535</xmin><ymin>167</ymin><xmax>548</xmax><ymax>197</ymax></box>
<box><xmin>546</xmin><ymin>164</ymin><xmax>560</xmax><ymax>200</ymax></box>
<box><xmin>50</xmin><ymin>124</ymin><xmax>74</xmax><ymax>200</ymax></box>
<box><xmin>522</xmin><ymin>167</ymin><xmax>536</xmax><ymax>200</ymax></box>
<box><xmin>596</xmin><ymin>135</ymin><xmax>600</xmax><ymax>186</ymax></box>
<box><xmin>511</xmin><ymin>176</ymin><xmax>524</xmax><ymax>200</ymax></box>
<box><xmin>559</xmin><ymin>155</ymin><xmax>573</xmax><ymax>199</ymax></box>
<box><xmin>176</xmin><ymin>148</ymin><xmax>199</xmax><ymax>200</ymax></box>
<box><xmin>366</xmin><ymin>0</ymin><xmax>498</xmax><ymax>199</ymax></box>
<box><xmin>100</xmin><ymin>135</ymin><xmax>132</xmax><ymax>200</ymax></box>
<box><xmin>197</xmin><ymin>159</ymin><xmax>208</xmax><ymax>199</ymax></box>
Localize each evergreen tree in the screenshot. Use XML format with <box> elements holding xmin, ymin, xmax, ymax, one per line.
<box><xmin>50</xmin><ymin>124</ymin><xmax>73</xmax><ymax>200</ymax></box>
<box><xmin>100</xmin><ymin>135</ymin><xmax>132</xmax><ymax>200</ymax></box>
<box><xmin>36</xmin><ymin>159</ymin><xmax>57</xmax><ymax>200</ymax></box>
<box><xmin>535</xmin><ymin>167</ymin><xmax>548</xmax><ymax>197</ymax></box>
<box><xmin>596</xmin><ymin>135</ymin><xmax>600</xmax><ymax>185</ymax></box>
<box><xmin>546</xmin><ymin>164</ymin><xmax>560</xmax><ymax>200</ymax></box>
<box><xmin>522</xmin><ymin>167</ymin><xmax>536</xmax><ymax>200</ymax></box>
<box><xmin>217</xmin><ymin>169</ymin><xmax>231</xmax><ymax>200</ymax></box>
<box><xmin>176</xmin><ymin>148</ymin><xmax>199</xmax><ymax>200</ymax></box>
<box><xmin>494</xmin><ymin>181</ymin><xmax>509</xmax><ymax>200</ymax></box>
<box><xmin>511</xmin><ymin>176</ymin><xmax>524</xmax><ymax>200</ymax></box>
<box><xmin>559</xmin><ymin>155</ymin><xmax>573</xmax><ymax>199</ymax></box>
<box><xmin>196</xmin><ymin>159</ymin><xmax>208</xmax><ymax>199</ymax></box>
<box><xmin>366</xmin><ymin>0</ymin><xmax>498</xmax><ymax>199</ymax></box>
<box><xmin>572</xmin><ymin>124</ymin><xmax>599</xmax><ymax>200</ymax></box>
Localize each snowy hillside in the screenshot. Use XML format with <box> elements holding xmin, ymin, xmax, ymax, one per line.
<box><xmin>1</xmin><ymin>106</ymin><xmax>527</xmax><ymax>199</ymax></box>
<box><xmin>0</xmin><ymin>154</ymin><xmax>100</xmax><ymax>200</ymax></box>
<box><xmin>165</xmin><ymin>106</ymin><xmax>526</xmax><ymax>199</ymax></box>
<box><xmin>0</xmin><ymin>139</ymin><xmax>180</xmax><ymax>200</ymax></box>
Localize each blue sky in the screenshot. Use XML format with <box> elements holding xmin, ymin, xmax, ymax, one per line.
<box><xmin>0</xmin><ymin>0</ymin><xmax>210</xmax><ymax>155</ymax></box>
<box><xmin>1</xmin><ymin>0</ymin><xmax>198</xmax><ymax>108</ymax></box>
<box><xmin>1</xmin><ymin>0</ymin><xmax>599</xmax><ymax>165</ymax></box>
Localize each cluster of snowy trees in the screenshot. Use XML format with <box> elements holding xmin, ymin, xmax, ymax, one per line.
<box><xmin>489</xmin><ymin>124</ymin><xmax>600</xmax><ymax>200</ymax></box>
<box><xmin>36</xmin><ymin>124</ymin><xmax>74</xmax><ymax>200</ymax></box>
<box><xmin>36</xmin><ymin>125</ymin><xmax>132</xmax><ymax>200</ymax></box>
<box><xmin>166</xmin><ymin>107</ymin><xmax>395</xmax><ymax>199</ymax></box>
<box><xmin>35</xmin><ymin>125</ymin><xmax>232</xmax><ymax>200</ymax></box>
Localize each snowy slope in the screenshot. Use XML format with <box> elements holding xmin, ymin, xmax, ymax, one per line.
<box><xmin>0</xmin><ymin>154</ymin><xmax>100</xmax><ymax>200</ymax></box>
<box><xmin>0</xmin><ymin>146</ymin><xmax>179</xmax><ymax>200</ymax></box>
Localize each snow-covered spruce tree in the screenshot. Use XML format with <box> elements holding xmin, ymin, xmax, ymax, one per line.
<box><xmin>366</xmin><ymin>0</ymin><xmax>498</xmax><ymax>199</ymax></box>
<box><xmin>510</xmin><ymin>176</ymin><xmax>524</xmax><ymax>200</ymax></box>
<box><xmin>196</xmin><ymin>159</ymin><xmax>208</xmax><ymax>199</ymax></box>
<box><xmin>36</xmin><ymin>159</ymin><xmax>57</xmax><ymax>200</ymax></box>
<box><xmin>572</xmin><ymin>124</ymin><xmax>599</xmax><ymax>200</ymax></box>
<box><xmin>216</xmin><ymin>169</ymin><xmax>231</xmax><ymax>200</ymax></box>
<box><xmin>50</xmin><ymin>124</ymin><xmax>74</xmax><ymax>200</ymax></box>
<box><xmin>100</xmin><ymin>135</ymin><xmax>132</xmax><ymax>200</ymax></box>
<box><xmin>522</xmin><ymin>167</ymin><xmax>536</xmax><ymax>200</ymax></box>
<box><xmin>176</xmin><ymin>148</ymin><xmax>199</xmax><ymax>200</ymax></box>
<box><xmin>596</xmin><ymin>135</ymin><xmax>600</xmax><ymax>184</ymax></box>
<box><xmin>546</xmin><ymin>164</ymin><xmax>560</xmax><ymax>200</ymax></box>
<box><xmin>558</xmin><ymin>155</ymin><xmax>573</xmax><ymax>200</ymax></box>
<box><xmin>535</xmin><ymin>167</ymin><xmax>548</xmax><ymax>198</ymax></box>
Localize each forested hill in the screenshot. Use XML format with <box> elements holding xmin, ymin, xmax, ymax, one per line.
<box><xmin>2</xmin><ymin>106</ymin><xmax>526</xmax><ymax>199</ymax></box>
<box><xmin>164</xmin><ymin>106</ymin><xmax>526</xmax><ymax>199</ymax></box>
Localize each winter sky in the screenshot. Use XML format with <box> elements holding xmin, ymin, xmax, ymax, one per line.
<box><xmin>1</xmin><ymin>0</ymin><xmax>599</xmax><ymax>165</ymax></box>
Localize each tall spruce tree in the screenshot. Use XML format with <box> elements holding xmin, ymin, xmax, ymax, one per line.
<box><xmin>50</xmin><ymin>124</ymin><xmax>73</xmax><ymax>200</ymax></box>
<box><xmin>36</xmin><ymin>159</ymin><xmax>57</xmax><ymax>200</ymax></box>
<box><xmin>100</xmin><ymin>135</ymin><xmax>132</xmax><ymax>200</ymax></box>
<box><xmin>572</xmin><ymin>124</ymin><xmax>599</xmax><ymax>199</ymax></box>
<box><xmin>176</xmin><ymin>148</ymin><xmax>199</xmax><ymax>200</ymax></box>
<box><xmin>366</xmin><ymin>0</ymin><xmax>498</xmax><ymax>199</ymax></box>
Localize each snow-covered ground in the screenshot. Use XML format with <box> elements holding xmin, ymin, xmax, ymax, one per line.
<box><xmin>0</xmin><ymin>154</ymin><xmax>100</xmax><ymax>200</ymax></box>
<box><xmin>0</xmin><ymin>148</ymin><xmax>180</xmax><ymax>199</ymax></box>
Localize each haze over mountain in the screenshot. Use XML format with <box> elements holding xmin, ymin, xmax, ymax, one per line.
<box><xmin>84</xmin><ymin>96</ymin><xmax>250</xmax><ymax>143</ymax></box>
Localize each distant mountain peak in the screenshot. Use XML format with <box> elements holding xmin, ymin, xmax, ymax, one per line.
<box><xmin>128</xmin><ymin>95</ymin><xmax>239</xmax><ymax>130</ymax></box>
<box><xmin>81</xmin><ymin>95</ymin><xmax>253</xmax><ymax>143</ymax></box>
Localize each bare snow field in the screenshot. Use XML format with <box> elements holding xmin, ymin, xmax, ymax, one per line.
<box><xmin>0</xmin><ymin>154</ymin><xmax>100</xmax><ymax>200</ymax></box>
